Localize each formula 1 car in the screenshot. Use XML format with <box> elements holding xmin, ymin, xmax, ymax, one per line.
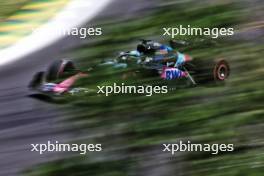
<box><xmin>29</xmin><ymin>40</ymin><xmax>230</xmax><ymax>97</ymax></box>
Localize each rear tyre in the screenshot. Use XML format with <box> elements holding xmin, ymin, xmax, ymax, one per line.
<box><xmin>186</xmin><ymin>58</ymin><xmax>230</xmax><ymax>84</ymax></box>
<box><xmin>213</xmin><ymin>60</ymin><xmax>230</xmax><ymax>81</ymax></box>
<box><xmin>46</xmin><ymin>59</ymin><xmax>76</xmax><ymax>81</ymax></box>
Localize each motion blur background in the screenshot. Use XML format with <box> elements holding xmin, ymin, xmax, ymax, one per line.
<box><xmin>0</xmin><ymin>0</ymin><xmax>263</xmax><ymax>175</ymax></box>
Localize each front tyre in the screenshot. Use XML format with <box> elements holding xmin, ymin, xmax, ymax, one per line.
<box><xmin>46</xmin><ymin>59</ymin><xmax>76</xmax><ymax>81</ymax></box>
<box><xmin>28</xmin><ymin>71</ymin><xmax>45</xmax><ymax>89</ymax></box>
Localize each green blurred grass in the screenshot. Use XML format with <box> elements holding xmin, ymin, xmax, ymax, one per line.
<box><xmin>25</xmin><ymin>0</ymin><xmax>264</xmax><ymax>175</ymax></box>
<box><xmin>0</xmin><ymin>0</ymin><xmax>31</xmax><ymax>21</ymax></box>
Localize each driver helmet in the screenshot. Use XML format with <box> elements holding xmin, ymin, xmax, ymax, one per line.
<box><xmin>137</xmin><ymin>43</ymin><xmax>147</xmax><ymax>53</ymax></box>
<box><xmin>137</xmin><ymin>40</ymin><xmax>162</xmax><ymax>55</ymax></box>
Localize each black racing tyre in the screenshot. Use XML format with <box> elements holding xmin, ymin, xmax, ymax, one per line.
<box><xmin>185</xmin><ymin>58</ymin><xmax>230</xmax><ymax>84</ymax></box>
<box><xmin>28</xmin><ymin>71</ymin><xmax>45</xmax><ymax>89</ymax></box>
<box><xmin>46</xmin><ymin>59</ymin><xmax>76</xmax><ymax>81</ymax></box>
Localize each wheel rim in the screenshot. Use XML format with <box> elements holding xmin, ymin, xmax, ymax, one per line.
<box><xmin>216</xmin><ymin>64</ymin><xmax>228</xmax><ymax>80</ymax></box>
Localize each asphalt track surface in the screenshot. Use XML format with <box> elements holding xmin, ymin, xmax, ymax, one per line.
<box><xmin>0</xmin><ymin>0</ymin><xmax>156</xmax><ymax>175</ymax></box>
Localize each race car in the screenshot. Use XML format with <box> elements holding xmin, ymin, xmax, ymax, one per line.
<box><xmin>29</xmin><ymin>40</ymin><xmax>230</xmax><ymax>97</ymax></box>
